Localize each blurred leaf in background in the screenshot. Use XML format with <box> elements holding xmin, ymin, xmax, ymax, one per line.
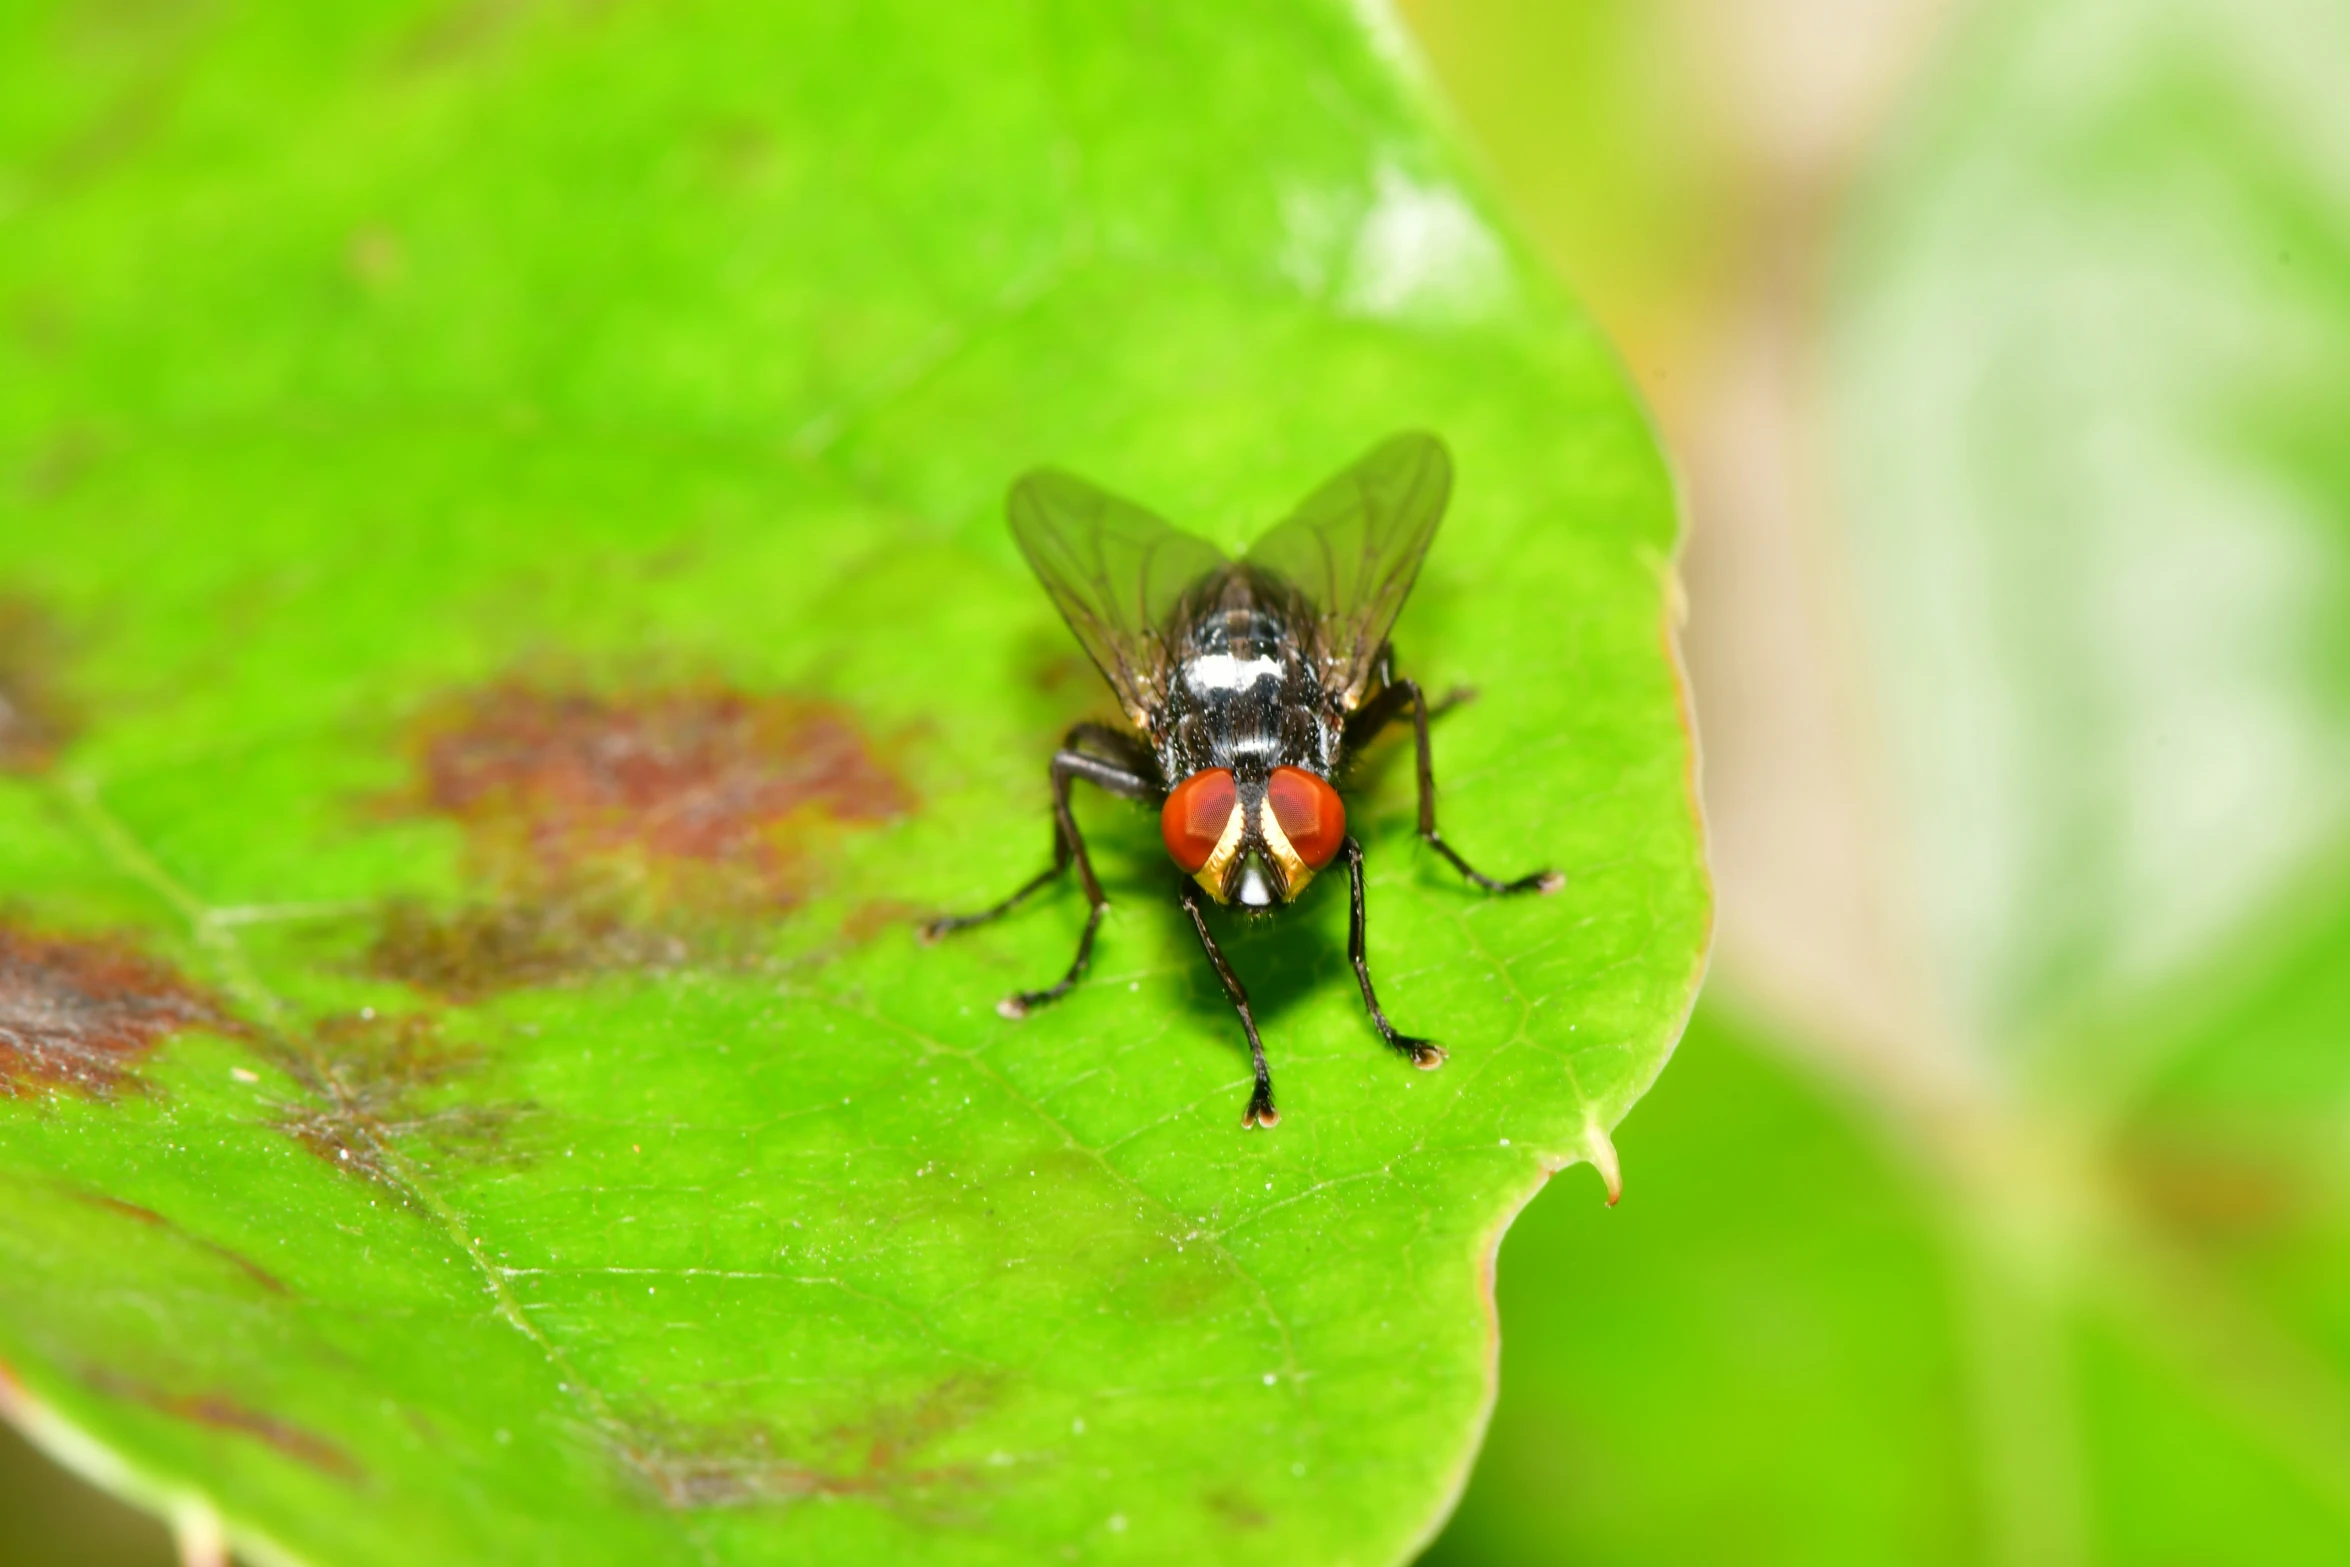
<box><xmin>0</xmin><ymin>1416</ymin><xmax>178</xmax><ymax>1567</ymax></box>
<box><xmin>1408</xmin><ymin>0</ymin><xmax>2350</xmax><ymax>1560</ymax></box>
<box><xmin>0</xmin><ymin>2</ymin><xmax>1704</xmax><ymax>1564</ymax></box>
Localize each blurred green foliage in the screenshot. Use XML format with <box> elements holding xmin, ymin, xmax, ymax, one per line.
<box><xmin>0</xmin><ymin>1416</ymin><xmax>176</xmax><ymax>1567</ymax></box>
<box><xmin>1413</xmin><ymin>0</ymin><xmax>2350</xmax><ymax>1559</ymax></box>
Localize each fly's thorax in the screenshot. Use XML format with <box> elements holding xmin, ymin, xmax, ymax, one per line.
<box><xmin>1157</xmin><ymin>619</ymin><xmax>1344</xmax><ymax>783</ymax></box>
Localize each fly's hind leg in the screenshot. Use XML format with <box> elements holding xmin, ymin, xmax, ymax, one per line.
<box><xmin>1346</xmin><ymin>677</ymin><xmax>1564</xmax><ymax>896</ymax></box>
<box><xmin>1180</xmin><ymin>881</ymin><xmax>1278</xmax><ymax>1128</ymax></box>
<box><xmin>922</xmin><ymin>725</ymin><xmax>1158</xmax><ymax>1019</ymax></box>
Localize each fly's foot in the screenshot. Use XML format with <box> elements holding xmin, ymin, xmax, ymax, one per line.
<box><xmin>1428</xmin><ymin>834</ymin><xmax>1566</xmax><ymax>898</ymax></box>
<box><xmin>1368</xmin><ymin>1015</ymin><xmax>1445</xmax><ymax>1068</ymax></box>
<box><xmin>923</xmin><ymin>909</ymin><xmax>1001</xmax><ymax>943</ymax></box>
<box><xmin>1244</xmin><ymin>1089</ymin><xmax>1280</xmax><ymax>1129</ymax></box>
<box><xmin>1372</xmin><ymin>1033</ymin><xmax>1438</xmax><ymax>1071</ymax></box>
<box><xmin>996</xmin><ymin>993</ymin><xmax>1033</xmax><ymax>1020</ymax></box>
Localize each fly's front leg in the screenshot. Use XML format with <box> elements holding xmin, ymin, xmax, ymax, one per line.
<box><xmin>1349</xmin><ymin>677</ymin><xmax>1563</xmax><ymax>896</ymax></box>
<box><xmin>922</xmin><ymin>724</ymin><xmax>1154</xmax><ymax>940</ymax></box>
<box><xmin>922</xmin><ymin>728</ymin><xmax>1156</xmax><ymax>1019</ymax></box>
<box><xmin>1180</xmin><ymin>881</ymin><xmax>1278</xmax><ymax>1129</ymax></box>
<box><xmin>994</xmin><ymin>748</ymin><xmax>1134</xmax><ymax>1018</ymax></box>
<box><xmin>1340</xmin><ymin>836</ymin><xmax>1444</xmax><ymax>1069</ymax></box>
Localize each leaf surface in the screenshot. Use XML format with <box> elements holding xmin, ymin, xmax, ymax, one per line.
<box><xmin>0</xmin><ymin>4</ymin><xmax>1706</xmax><ymax>1564</ymax></box>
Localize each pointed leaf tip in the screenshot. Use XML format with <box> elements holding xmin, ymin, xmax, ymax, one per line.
<box><xmin>1582</xmin><ymin>1119</ymin><xmax>1624</xmax><ymax>1206</ymax></box>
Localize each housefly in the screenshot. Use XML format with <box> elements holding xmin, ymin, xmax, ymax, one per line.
<box><xmin>925</xmin><ymin>432</ymin><xmax>1560</xmax><ymax>1128</ymax></box>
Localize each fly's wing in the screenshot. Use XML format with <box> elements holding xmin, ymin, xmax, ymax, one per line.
<box><xmin>1244</xmin><ymin>431</ymin><xmax>1451</xmax><ymax>710</ymax></box>
<box><xmin>1008</xmin><ymin>468</ymin><xmax>1227</xmax><ymax>732</ymax></box>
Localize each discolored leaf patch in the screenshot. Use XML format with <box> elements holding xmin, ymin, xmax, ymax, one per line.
<box><xmin>366</xmin><ymin>896</ymin><xmax>691</xmax><ymax>1003</ymax></box>
<box><xmin>83</xmin><ymin>1370</ymin><xmax>362</xmax><ymax>1482</ymax></box>
<box><xmin>271</xmin><ymin>1009</ymin><xmax>522</xmax><ymax>1187</ymax></box>
<box><xmin>369</xmin><ymin>685</ymin><xmax>912</xmax><ymax>997</ymax></box>
<box><xmin>0</xmin><ymin>923</ymin><xmax>244</xmax><ymax>1098</ymax></box>
<box><xmin>621</xmin><ymin>1376</ymin><xmax>996</xmax><ymax>1516</ymax></box>
<box><xmin>49</xmin><ymin>1185</ymin><xmax>290</xmax><ymax>1297</ymax></box>
<box><xmin>0</xmin><ymin>597</ymin><xmax>76</xmax><ymax>774</ymax></box>
<box><xmin>412</xmin><ymin>683</ymin><xmax>911</xmax><ymax>880</ymax></box>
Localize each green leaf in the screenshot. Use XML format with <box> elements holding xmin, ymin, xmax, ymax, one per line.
<box><xmin>0</xmin><ymin>4</ymin><xmax>1706</xmax><ymax>1565</ymax></box>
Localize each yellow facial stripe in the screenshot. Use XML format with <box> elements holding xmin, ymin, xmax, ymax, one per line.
<box><xmin>1189</xmin><ymin>796</ymin><xmax>1248</xmax><ymax>903</ymax></box>
<box><xmin>1255</xmin><ymin>796</ymin><xmax>1314</xmax><ymax>899</ymax></box>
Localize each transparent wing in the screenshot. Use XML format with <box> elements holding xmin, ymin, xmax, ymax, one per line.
<box><xmin>1244</xmin><ymin>431</ymin><xmax>1451</xmax><ymax>709</ymax></box>
<box><xmin>1007</xmin><ymin>468</ymin><xmax>1227</xmax><ymax>731</ymax></box>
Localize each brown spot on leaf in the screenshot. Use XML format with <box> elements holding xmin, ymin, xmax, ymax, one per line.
<box><xmin>55</xmin><ymin>1186</ymin><xmax>289</xmax><ymax>1296</ymax></box>
<box><xmin>414</xmin><ymin>684</ymin><xmax>907</xmax><ymax>874</ymax></box>
<box><xmin>367</xmin><ymin>895</ymin><xmax>688</xmax><ymax>1003</ymax></box>
<box><xmin>0</xmin><ymin>597</ymin><xmax>77</xmax><ymax>772</ymax></box>
<box><xmin>84</xmin><ymin>1370</ymin><xmax>361</xmax><ymax>1481</ymax></box>
<box><xmin>370</xmin><ymin>684</ymin><xmax>911</xmax><ymax>997</ymax></box>
<box><xmin>346</xmin><ymin>226</ymin><xmax>405</xmax><ymax>289</ymax></box>
<box><xmin>618</xmin><ymin>1377</ymin><xmax>993</xmax><ymax>1515</ymax></box>
<box><xmin>839</xmin><ymin>899</ymin><xmax>922</xmax><ymax>945</ymax></box>
<box><xmin>1022</xmin><ymin>639</ymin><xmax>1095</xmax><ymax>702</ymax></box>
<box><xmin>0</xmin><ymin>924</ymin><xmax>243</xmax><ymax>1097</ymax></box>
<box><xmin>274</xmin><ymin>1010</ymin><xmax>519</xmax><ymax>1186</ymax></box>
<box><xmin>1203</xmin><ymin>1485</ymin><xmax>1271</xmax><ymax>1530</ymax></box>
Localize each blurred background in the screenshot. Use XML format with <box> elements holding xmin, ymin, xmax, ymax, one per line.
<box><xmin>8</xmin><ymin>0</ymin><xmax>2348</xmax><ymax>1562</ymax></box>
<box><xmin>1405</xmin><ymin>0</ymin><xmax>2350</xmax><ymax>1562</ymax></box>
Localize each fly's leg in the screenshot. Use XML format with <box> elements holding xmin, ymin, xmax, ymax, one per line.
<box><xmin>1426</xmin><ymin>685</ymin><xmax>1477</xmax><ymax>721</ymax></box>
<box><xmin>1368</xmin><ymin>649</ymin><xmax>1473</xmax><ymax>722</ymax></box>
<box><xmin>980</xmin><ymin>744</ymin><xmax>1141</xmax><ymax>1018</ymax></box>
<box><xmin>922</xmin><ymin>727</ymin><xmax>1157</xmax><ymax>1019</ymax></box>
<box><xmin>1340</xmin><ymin>835</ymin><xmax>1444</xmax><ymax>1069</ymax></box>
<box><xmin>1347</xmin><ymin>677</ymin><xmax>1564</xmax><ymax>896</ymax></box>
<box><xmin>920</xmin><ymin>858</ymin><xmax>1066</xmax><ymax>942</ymax></box>
<box><xmin>1060</xmin><ymin>721</ymin><xmax>1158</xmax><ymax>776</ymax></box>
<box><xmin>916</xmin><ymin>746</ymin><xmax>1125</xmax><ymax>940</ymax></box>
<box><xmin>1180</xmin><ymin>880</ymin><xmax>1278</xmax><ymax>1129</ymax></box>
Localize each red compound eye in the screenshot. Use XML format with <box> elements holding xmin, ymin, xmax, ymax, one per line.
<box><xmin>1267</xmin><ymin>767</ymin><xmax>1345</xmax><ymax>869</ymax></box>
<box><xmin>1161</xmin><ymin>768</ymin><xmax>1238</xmax><ymax>873</ymax></box>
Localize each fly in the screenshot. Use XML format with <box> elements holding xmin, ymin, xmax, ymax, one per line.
<box><xmin>924</xmin><ymin>432</ymin><xmax>1561</xmax><ymax>1128</ymax></box>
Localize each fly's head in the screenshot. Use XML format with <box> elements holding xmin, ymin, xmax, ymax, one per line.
<box><xmin>1161</xmin><ymin>764</ymin><xmax>1345</xmax><ymax>910</ymax></box>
